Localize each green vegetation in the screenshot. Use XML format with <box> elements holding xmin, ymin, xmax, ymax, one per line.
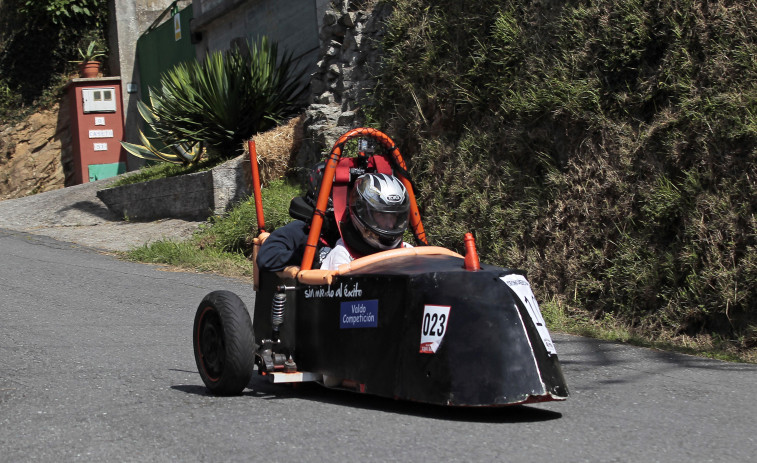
<box><xmin>370</xmin><ymin>0</ymin><xmax>757</xmax><ymax>354</ymax></box>
<box><xmin>120</xmin><ymin>100</ymin><xmax>204</xmax><ymax>166</ymax></box>
<box><xmin>0</xmin><ymin>0</ymin><xmax>108</xmax><ymax>123</ymax></box>
<box><xmin>108</xmin><ymin>157</ymin><xmax>226</xmax><ymax>188</ymax></box>
<box><xmin>123</xmin><ymin>179</ymin><xmax>303</xmax><ymax>275</ymax></box>
<box><xmin>73</xmin><ymin>39</ymin><xmax>106</xmax><ymax>63</ymax></box>
<box><xmin>141</xmin><ymin>38</ymin><xmax>306</xmax><ymax>161</ymax></box>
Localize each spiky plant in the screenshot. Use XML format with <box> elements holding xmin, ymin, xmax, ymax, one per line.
<box><xmin>120</xmin><ymin>100</ymin><xmax>204</xmax><ymax>165</ymax></box>
<box><xmin>142</xmin><ymin>37</ymin><xmax>306</xmax><ymax>160</ymax></box>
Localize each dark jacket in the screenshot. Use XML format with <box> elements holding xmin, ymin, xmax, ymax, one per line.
<box><xmin>256</xmin><ymin>220</ymin><xmax>310</xmax><ymax>272</ymax></box>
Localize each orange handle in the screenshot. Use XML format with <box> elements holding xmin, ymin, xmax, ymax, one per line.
<box><xmin>463</xmin><ymin>233</ymin><xmax>481</xmax><ymax>271</ymax></box>
<box><xmin>248</xmin><ymin>139</ymin><xmax>265</xmax><ymax>234</ymax></box>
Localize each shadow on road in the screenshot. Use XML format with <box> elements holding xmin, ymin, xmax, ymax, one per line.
<box><xmin>57</xmin><ymin>200</ymin><xmax>118</xmax><ymax>220</ymax></box>
<box><xmin>558</xmin><ymin>334</ymin><xmax>756</xmax><ymax>370</ymax></box>
<box><xmin>171</xmin><ymin>375</ymin><xmax>563</xmax><ymax>423</ymax></box>
<box><xmin>554</xmin><ymin>334</ymin><xmax>757</xmax><ymax>393</ymax></box>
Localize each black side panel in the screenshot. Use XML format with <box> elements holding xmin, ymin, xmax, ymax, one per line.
<box><xmin>285</xmin><ymin>256</ymin><xmax>568</xmax><ymax>406</ymax></box>
<box><xmin>295</xmin><ymin>275</ymin><xmax>408</xmax><ymax>395</ymax></box>
<box><xmin>396</xmin><ymin>271</ymin><xmax>547</xmax><ymax>405</ymax></box>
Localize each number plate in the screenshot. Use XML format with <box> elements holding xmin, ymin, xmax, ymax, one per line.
<box><xmin>419</xmin><ymin>305</ymin><xmax>450</xmax><ymax>354</ymax></box>
<box><xmin>500</xmin><ymin>274</ymin><xmax>557</xmax><ymax>355</ymax></box>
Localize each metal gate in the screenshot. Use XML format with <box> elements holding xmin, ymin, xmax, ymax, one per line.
<box><xmin>136</xmin><ymin>3</ymin><xmax>196</xmax><ymax>102</ymax></box>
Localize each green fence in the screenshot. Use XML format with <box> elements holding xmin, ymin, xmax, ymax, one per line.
<box><xmin>136</xmin><ymin>4</ymin><xmax>195</xmax><ymax>103</ymax></box>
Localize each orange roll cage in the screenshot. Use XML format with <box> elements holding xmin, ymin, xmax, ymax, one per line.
<box><xmin>300</xmin><ymin>128</ymin><xmax>428</xmax><ymax>270</ymax></box>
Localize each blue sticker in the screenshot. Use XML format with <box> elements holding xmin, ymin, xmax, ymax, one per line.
<box><xmin>340</xmin><ymin>299</ymin><xmax>379</xmax><ymax>329</ymax></box>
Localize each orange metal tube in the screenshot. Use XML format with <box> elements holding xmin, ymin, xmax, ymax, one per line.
<box><xmin>300</xmin><ymin>127</ymin><xmax>428</xmax><ymax>270</ymax></box>
<box><xmin>463</xmin><ymin>233</ymin><xmax>481</xmax><ymax>271</ymax></box>
<box><xmin>387</xmin><ymin>145</ymin><xmax>427</xmax><ymax>246</ymax></box>
<box><xmin>248</xmin><ymin>139</ymin><xmax>265</xmax><ymax>234</ymax></box>
<box><xmin>343</xmin><ymin>128</ymin><xmax>426</xmax><ymax>244</ymax></box>
<box><xmin>300</xmin><ymin>145</ymin><xmax>341</xmax><ymax>270</ymax></box>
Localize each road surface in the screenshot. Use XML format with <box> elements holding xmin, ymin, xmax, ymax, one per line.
<box><xmin>1</xmin><ymin>229</ymin><xmax>755</xmax><ymax>462</ymax></box>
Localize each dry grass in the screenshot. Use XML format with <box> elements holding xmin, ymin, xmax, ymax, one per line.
<box><xmin>246</xmin><ymin>114</ymin><xmax>305</xmax><ymax>185</ymax></box>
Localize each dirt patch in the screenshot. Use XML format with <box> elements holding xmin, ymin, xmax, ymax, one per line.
<box><xmin>0</xmin><ymin>102</ymin><xmax>69</xmax><ymax>200</ymax></box>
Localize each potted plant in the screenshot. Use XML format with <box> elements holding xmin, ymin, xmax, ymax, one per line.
<box><xmin>72</xmin><ymin>40</ymin><xmax>106</xmax><ymax>78</ymax></box>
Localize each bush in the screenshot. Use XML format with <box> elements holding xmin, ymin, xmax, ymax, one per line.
<box><xmin>0</xmin><ymin>0</ymin><xmax>108</xmax><ymax>121</ymax></box>
<box><xmin>143</xmin><ymin>38</ymin><xmax>307</xmax><ymax>160</ymax></box>
<box><xmin>371</xmin><ymin>0</ymin><xmax>757</xmax><ymax>347</ymax></box>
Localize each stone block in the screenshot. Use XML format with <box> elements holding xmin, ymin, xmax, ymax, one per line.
<box><xmin>96</xmin><ymin>156</ymin><xmax>251</xmax><ymax>221</ymax></box>
<box><xmin>339</xmin><ymin>12</ymin><xmax>357</xmax><ymax>27</ymax></box>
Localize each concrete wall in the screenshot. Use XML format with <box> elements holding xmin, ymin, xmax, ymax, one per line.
<box><xmin>96</xmin><ymin>155</ymin><xmax>251</xmax><ymax>220</ymax></box>
<box><xmin>190</xmin><ymin>0</ymin><xmax>331</xmax><ymax>85</ymax></box>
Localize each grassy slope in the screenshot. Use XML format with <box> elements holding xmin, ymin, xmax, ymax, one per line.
<box><xmin>370</xmin><ymin>0</ymin><xmax>757</xmax><ymax>354</ymax></box>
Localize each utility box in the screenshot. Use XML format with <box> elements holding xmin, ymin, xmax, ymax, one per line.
<box><xmin>67</xmin><ymin>77</ymin><xmax>127</xmax><ymax>184</ymax></box>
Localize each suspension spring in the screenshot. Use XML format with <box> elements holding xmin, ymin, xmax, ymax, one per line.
<box><xmin>271</xmin><ymin>292</ymin><xmax>286</xmax><ymax>328</ymax></box>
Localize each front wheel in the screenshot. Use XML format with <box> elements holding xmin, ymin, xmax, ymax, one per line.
<box><xmin>193</xmin><ymin>290</ymin><xmax>255</xmax><ymax>395</ymax></box>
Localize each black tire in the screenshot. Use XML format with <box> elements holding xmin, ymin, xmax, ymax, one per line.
<box><xmin>193</xmin><ymin>290</ymin><xmax>255</xmax><ymax>395</ymax></box>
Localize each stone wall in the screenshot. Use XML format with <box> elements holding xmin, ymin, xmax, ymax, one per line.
<box><xmin>96</xmin><ymin>155</ymin><xmax>252</xmax><ymax>220</ymax></box>
<box><xmin>296</xmin><ymin>0</ymin><xmax>392</xmax><ymax>168</ymax></box>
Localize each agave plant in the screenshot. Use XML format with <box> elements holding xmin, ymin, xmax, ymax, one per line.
<box><xmin>140</xmin><ymin>37</ymin><xmax>306</xmax><ymax>160</ymax></box>
<box><xmin>76</xmin><ymin>40</ymin><xmax>106</xmax><ymax>63</ymax></box>
<box><xmin>120</xmin><ymin>100</ymin><xmax>204</xmax><ymax>165</ymax></box>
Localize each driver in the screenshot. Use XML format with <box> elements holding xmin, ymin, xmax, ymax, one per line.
<box><xmin>256</xmin><ymin>162</ymin><xmax>335</xmax><ymax>272</ymax></box>
<box><xmin>321</xmin><ymin>173</ymin><xmax>412</xmax><ymax>270</ymax></box>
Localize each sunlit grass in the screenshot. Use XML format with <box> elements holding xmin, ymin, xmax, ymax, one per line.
<box><xmin>541</xmin><ymin>299</ymin><xmax>757</xmax><ymax>364</ymax></box>
<box><xmin>122</xmin><ymin>178</ymin><xmax>303</xmax><ymax>276</ymax></box>
<box><xmin>109</xmin><ymin>158</ymin><xmax>225</xmax><ymax>187</ymax></box>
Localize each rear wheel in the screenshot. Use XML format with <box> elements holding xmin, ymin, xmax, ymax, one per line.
<box><xmin>193</xmin><ymin>290</ymin><xmax>255</xmax><ymax>395</ymax></box>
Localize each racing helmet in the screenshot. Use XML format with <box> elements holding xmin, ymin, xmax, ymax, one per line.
<box><xmin>348</xmin><ymin>173</ymin><xmax>410</xmax><ymax>250</ymax></box>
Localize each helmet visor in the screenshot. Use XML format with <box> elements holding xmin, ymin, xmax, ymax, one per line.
<box><xmin>358</xmin><ymin>205</ymin><xmax>409</xmax><ymax>236</ymax></box>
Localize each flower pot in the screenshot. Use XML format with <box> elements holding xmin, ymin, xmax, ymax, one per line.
<box><xmin>78</xmin><ymin>61</ymin><xmax>101</xmax><ymax>78</ymax></box>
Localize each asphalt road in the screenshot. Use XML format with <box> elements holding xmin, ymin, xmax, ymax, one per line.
<box><xmin>1</xmin><ymin>229</ymin><xmax>755</xmax><ymax>462</ymax></box>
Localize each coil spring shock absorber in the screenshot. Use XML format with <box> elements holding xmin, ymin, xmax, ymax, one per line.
<box><xmin>256</xmin><ymin>285</ymin><xmax>296</xmax><ymax>374</ymax></box>
<box><xmin>271</xmin><ymin>290</ymin><xmax>286</xmax><ymax>343</ymax></box>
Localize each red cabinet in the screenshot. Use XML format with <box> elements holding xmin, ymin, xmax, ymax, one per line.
<box><xmin>67</xmin><ymin>77</ymin><xmax>127</xmax><ymax>184</ymax></box>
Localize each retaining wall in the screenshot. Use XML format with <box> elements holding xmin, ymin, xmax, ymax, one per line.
<box><xmin>96</xmin><ymin>156</ymin><xmax>251</xmax><ymax>221</ymax></box>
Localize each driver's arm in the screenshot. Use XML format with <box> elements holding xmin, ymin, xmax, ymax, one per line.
<box><xmin>256</xmin><ymin>220</ymin><xmax>309</xmax><ymax>272</ymax></box>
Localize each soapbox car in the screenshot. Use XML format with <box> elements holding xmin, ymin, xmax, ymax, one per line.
<box><xmin>192</xmin><ymin>128</ymin><xmax>568</xmax><ymax>406</ymax></box>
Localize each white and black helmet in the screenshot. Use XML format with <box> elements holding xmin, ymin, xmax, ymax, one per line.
<box><xmin>349</xmin><ymin>173</ymin><xmax>410</xmax><ymax>250</ymax></box>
